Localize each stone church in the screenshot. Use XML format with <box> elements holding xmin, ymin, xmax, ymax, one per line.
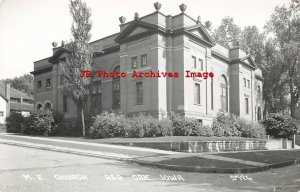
<box><xmin>31</xmin><ymin>2</ymin><xmax>264</xmax><ymax>128</ymax></box>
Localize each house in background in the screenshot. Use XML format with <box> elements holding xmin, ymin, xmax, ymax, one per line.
<box><xmin>0</xmin><ymin>83</ymin><xmax>34</xmax><ymax>124</ymax></box>
<box><xmin>31</xmin><ymin>3</ymin><xmax>264</xmax><ymax>129</ymax></box>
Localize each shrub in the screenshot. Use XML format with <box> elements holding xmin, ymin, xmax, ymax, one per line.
<box><xmin>169</xmin><ymin>112</ymin><xmax>190</xmax><ymax>136</ymax></box>
<box><xmin>23</xmin><ymin>110</ymin><xmax>61</xmax><ymax>136</ymax></box>
<box><xmin>261</xmin><ymin>113</ymin><xmax>299</xmax><ymax>138</ymax></box>
<box><xmin>197</xmin><ymin>125</ymin><xmax>214</xmax><ymax>137</ymax></box>
<box><xmin>157</xmin><ymin>118</ymin><xmax>173</xmax><ymax>136</ymax></box>
<box><xmin>169</xmin><ymin>112</ymin><xmax>213</xmax><ymax>136</ymax></box>
<box><xmin>212</xmin><ymin>112</ymin><xmax>241</xmax><ymax>137</ymax></box>
<box><xmin>89</xmin><ymin>112</ymin><xmax>129</xmax><ymax>138</ymax></box>
<box><xmin>129</xmin><ymin>114</ymin><xmax>160</xmax><ymax>138</ymax></box>
<box><xmin>6</xmin><ymin>112</ymin><xmax>24</xmax><ymax>133</ymax></box>
<box><xmin>237</xmin><ymin>118</ymin><xmax>266</xmax><ymax>138</ymax></box>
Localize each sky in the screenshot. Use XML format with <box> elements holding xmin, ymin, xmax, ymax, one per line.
<box><xmin>0</xmin><ymin>0</ymin><xmax>290</xmax><ymax>79</ymax></box>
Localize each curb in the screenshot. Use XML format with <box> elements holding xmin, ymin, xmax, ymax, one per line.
<box><xmin>0</xmin><ymin>139</ymin><xmax>132</xmax><ymax>163</ymax></box>
<box><xmin>128</xmin><ymin>158</ymin><xmax>300</xmax><ymax>174</ymax></box>
<box><xmin>1</xmin><ymin>139</ymin><xmax>300</xmax><ymax>174</ymax></box>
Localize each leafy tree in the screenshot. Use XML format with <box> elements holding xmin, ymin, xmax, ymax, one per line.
<box><xmin>265</xmin><ymin>0</ymin><xmax>300</xmax><ymax>118</ymax></box>
<box><xmin>60</xmin><ymin>0</ymin><xmax>93</xmax><ymax>136</ymax></box>
<box><xmin>1</xmin><ymin>74</ymin><xmax>34</xmax><ymax>96</ymax></box>
<box><xmin>212</xmin><ymin>16</ymin><xmax>241</xmax><ymax>48</ymax></box>
<box><xmin>239</xmin><ymin>26</ymin><xmax>265</xmax><ymax>65</ymax></box>
<box><xmin>262</xmin><ymin>39</ymin><xmax>290</xmax><ymax>115</ymax></box>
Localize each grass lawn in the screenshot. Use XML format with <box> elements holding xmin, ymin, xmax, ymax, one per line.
<box><xmin>28</xmin><ymin>135</ymin><xmax>266</xmax><ymax>144</ymax></box>
<box><xmin>158</xmin><ymin>156</ymin><xmax>256</xmax><ymax>168</ymax></box>
<box><xmin>213</xmin><ymin>150</ymin><xmax>300</xmax><ymax>164</ymax></box>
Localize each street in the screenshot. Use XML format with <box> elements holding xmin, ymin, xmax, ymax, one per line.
<box><xmin>0</xmin><ymin>144</ymin><xmax>300</xmax><ymax>192</ymax></box>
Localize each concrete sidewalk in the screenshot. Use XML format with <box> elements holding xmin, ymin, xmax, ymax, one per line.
<box><xmin>0</xmin><ymin>134</ymin><xmax>300</xmax><ymax>174</ymax></box>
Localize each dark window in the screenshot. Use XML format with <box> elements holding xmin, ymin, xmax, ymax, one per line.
<box><xmin>60</xmin><ymin>75</ymin><xmax>65</xmax><ymax>85</ymax></box>
<box><xmin>257</xmin><ymin>86</ymin><xmax>261</xmax><ymax>94</ymax></box>
<box><xmin>92</xmin><ymin>93</ymin><xmax>102</xmax><ymax>114</ymax></box>
<box><xmin>199</xmin><ymin>59</ymin><xmax>203</xmax><ymax>71</ymax></box>
<box><xmin>220</xmin><ymin>75</ymin><xmax>228</xmax><ymax>112</ymax></box>
<box><xmin>0</xmin><ymin>111</ymin><xmax>3</xmax><ymax>117</ymax></box>
<box><xmin>63</xmin><ymin>95</ymin><xmax>68</xmax><ymax>113</ymax></box>
<box><xmin>136</xmin><ymin>82</ymin><xmax>143</xmax><ymax>105</ymax></box>
<box><xmin>37</xmin><ymin>81</ymin><xmax>42</xmax><ymax>89</ymax></box>
<box><xmin>44</xmin><ymin>102</ymin><xmax>52</xmax><ymax>110</ymax></box>
<box><xmin>132</xmin><ymin>57</ymin><xmax>137</xmax><ymax>69</ymax></box>
<box><xmin>36</xmin><ymin>104</ymin><xmax>43</xmax><ymax>110</ymax></box>
<box><xmin>46</xmin><ymin>79</ymin><xmax>51</xmax><ymax>88</ymax></box>
<box><xmin>194</xmin><ymin>83</ymin><xmax>201</xmax><ymax>104</ymax></box>
<box><xmin>245</xmin><ymin>97</ymin><xmax>249</xmax><ymax>114</ymax></box>
<box><xmin>192</xmin><ymin>56</ymin><xmax>197</xmax><ymax>68</ymax></box>
<box><xmin>92</xmin><ymin>81</ymin><xmax>102</xmax><ymax>113</ymax></box>
<box><xmin>141</xmin><ymin>54</ymin><xmax>147</xmax><ymax>67</ymax></box>
<box><xmin>247</xmin><ymin>79</ymin><xmax>250</xmax><ymax>88</ymax></box>
<box><xmin>257</xmin><ymin>107</ymin><xmax>261</xmax><ymax>121</ymax></box>
<box><xmin>113</xmin><ymin>66</ymin><xmax>120</xmax><ymax>109</ymax></box>
<box><xmin>92</xmin><ymin>81</ymin><xmax>102</xmax><ymax>94</ymax></box>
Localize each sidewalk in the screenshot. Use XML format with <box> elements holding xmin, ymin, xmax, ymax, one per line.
<box><xmin>0</xmin><ymin>133</ymin><xmax>299</xmax><ymax>174</ymax></box>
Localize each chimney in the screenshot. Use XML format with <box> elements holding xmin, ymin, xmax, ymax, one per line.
<box><xmin>5</xmin><ymin>83</ymin><xmax>10</xmax><ymax>100</ymax></box>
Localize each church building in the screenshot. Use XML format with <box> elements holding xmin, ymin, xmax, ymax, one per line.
<box><xmin>31</xmin><ymin>3</ymin><xmax>264</xmax><ymax>128</ymax></box>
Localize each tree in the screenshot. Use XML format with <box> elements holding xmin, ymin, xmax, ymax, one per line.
<box><xmin>239</xmin><ymin>26</ymin><xmax>265</xmax><ymax>66</ymax></box>
<box><xmin>1</xmin><ymin>74</ymin><xmax>34</xmax><ymax>96</ymax></box>
<box><xmin>261</xmin><ymin>39</ymin><xmax>290</xmax><ymax>115</ymax></box>
<box><xmin>60</xmin><ymin>0</ymin><xmax>93</xmax><ymax>136</ymax></box>
<box><xmin>265</xmin><ymin>0</ymin><xmax>300</xmax><ymax>118</ymax></box>
<box><xmin>212</xmin><ymin>16</ymin><xmax>241</xmax><ymax>48</ymax></box>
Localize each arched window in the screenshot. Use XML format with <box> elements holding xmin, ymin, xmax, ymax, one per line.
<box><xmin>112</xmin><ymin>66</ymin><xmax>120</xmax><ymax>109</ymax></box>
<box><xmin>257</xmin><ymin>86</ymin><xmax>261</xmax><ymax>94</ymax></box>
<box><xmin>220</xmin><ymin>75</ymin><xmax>228</xmax><ymax>112</ymax></box>
<box><xmin>44</xmin><ymin>102</ymin><xmax>52</xmax><ymax>111</ymax></box>
<box><xmin>36</xmin><ymin>103</ymin><xmax>43</xmax><ymax>110</ymax></box>
<box><xmin>257</xmin><ymin>106</ymin><xmax>262</xmax><ymax>121</ymax></box>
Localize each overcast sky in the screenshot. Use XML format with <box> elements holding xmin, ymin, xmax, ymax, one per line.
<box><xmin>0</xmin><ymin>0</ymin><xmax>290</xmax><ymax>79</ymax></box>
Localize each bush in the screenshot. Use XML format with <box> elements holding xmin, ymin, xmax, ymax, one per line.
<box><xmin>89</xmin><ymin>112</ymin><xmax>129</xmax><ymax>138</ymax></box>
<box><xmin>129</xmin><ymin>114</ymin><xmax>160</xmax><ymax>138</ymax></box>
<box><xmin>197</xmin><ymin>125</ymin><xmax>214</xmax><ymax>137</ymax></box>
<box><xmin>89</xmin><ymin>112</ymin><xmax>175</xmax><ymax>138</ymax></box>
<box><xmin>23</xmin><ymin>110</ymin><xmax>61</xmax><ymax>136</ymax></box>
<box><xmin>237</xmin><ymin>118</ymin><xmax>266</xmax><ymax>138</ymax></box>
<box><xmin>157</xmin><ymin>118</ymin><xmax>173</xmax><ymax>136</ymax></box>
<box><xmin>169</xmin><ymin>112</ymin><xmax>213</xmax><ymax>136</ymax></box>
<box><xmin>6</xmin><ymin>112</ymin><xmax>24</xmax><ymax>133</ymax></box>
<box><xmin>169</xmin><ymin>112</ymin><xmax>188</xmax><ymax>136</ymax></box>
<box><xmin>212</xmin><ymin>112</ymin><xmax>241</xmax><ymax>137</ymax></box>
<box><xmin>261</xmin><ymin>113</ymin><xmax>299</xmax><ymax>138</ymax></box>
<box><xmin>24</xmin><ymin>109</ymin><xmax>62</xmax><ymax>136</ymax></box>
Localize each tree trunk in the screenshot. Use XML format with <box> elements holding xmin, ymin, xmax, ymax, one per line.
<box><xmin>290</xmin><ymin>79</ymin><xmax>295</xmax><ymax>118</ymax></box>
<box><xmin>81</xmin><ymin>106</ymin><xmax>85</xmax><ymax>137</ymax></box>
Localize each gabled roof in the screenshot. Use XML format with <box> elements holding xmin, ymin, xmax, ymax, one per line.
<box><xmin>115</xmin><ymin>20</ymin><xmax>167</xmax><ymax>43</ymax></box>
<box><xmin>184</xmin><ymin>25</ymin><xmax>215</xmax><ymax>47</ymax></box>
<box><xmin>48</xmin><ymin>47</ymin><xmax>70</xmax><ymax>64</ymax></box>
<box><xmin>0</xmin><ymin>83</ymin><xmax>33</xmax><ymax>100</ymax></box>
<box><xmin>231</xmin><ymin>55</ymin><xmax>257</xmax><ymax>69</ymax></box>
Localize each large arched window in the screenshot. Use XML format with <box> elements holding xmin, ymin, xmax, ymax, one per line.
<box><xmin>220</xmin><ymin>75</ymin><xmax>228</xmax><ymax>112</ymax></box>
<box><xmin>44</xmin><ymin>102</ymin><xmax>52</xmax><ymax>111</ymax></box>
<box><xmin>112</xmin><ymin>66</ymin><xmax>120</xmax><ymax>109</ymax></box>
